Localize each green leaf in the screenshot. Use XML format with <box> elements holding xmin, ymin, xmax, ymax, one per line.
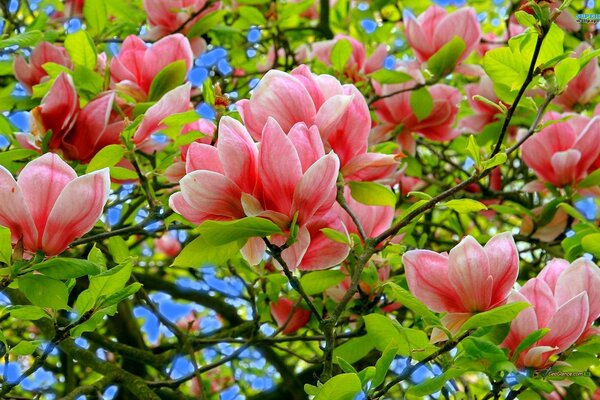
<box><xmin>512</xmin><ymin>328</ymin><xmax>549</xmax><ymax>362</ymax></box>
<box><xmin>300</xmin><ymin>270</ymin><xmax>346</xmax><ymax>295</ymax></box>
<box><xmin>202</xmin><ymin>78</ymin><xmax>215</xmax><ymax>106</ymax></box>
<box><xmin>333</xmin><ymin>335</ymin><xmax>375</xmax><ymax>364</ymax></box>
<box><xmin>320</xmin><ymin>228</ymin><xmax>350</xmax><ymax>245</ymax></box>
<box><xmin>314</xmin><ymin>373</ymin><xmax>362</xmax><ymax>400</ymax></box>
<box><xmin>483</xmin><ymin>46</ymin><xmax>527</xmax><ymax>103</ymax></box>
<box><xmin>74</xmin><ymin>260</ymin><xmax>133</xmax><ymax>314</ymax></box>
<box><xmin>0</xmin><ymin>226</ymin><xmax>11</xmax><ymax>266</ymax></box>
<box><xmin>198</xmin><ymin>217</ymin><xmax>281</xmax><ymax>246</ymax></box>
<box><xmin>172</xmin><ymin>235</ymin><xmax>242</xmax><ymax>268</ymax></box>
<box><xmin>71</xmin><ymin>65</ymin><xmax>104</xmax><ymax>99</ymax></box>
<box><xmin>86</xmin><ymin>145</ymin><xmax>125</xmax><ymax>173</ymax></box>
<box><xmin>555</xmin><ymin>58</ymin><xmax>579</xmax><ymax>91</ymax></box>
<box><xmin>481</xmin><ymin>153</ymin><xmax>507</xmax><ymax>171</ymax></box>
<box><xmin>466</xmin><ymin>135</ymin><xmax>481</xmax><ymax>167</ymax></box>
<box><xmin>410</xmin><ymin>87</ymin><xmax>433</xmax><ymax>122</ymax></box>
<box><xmin>34</xmin><ymin>258</ymin><xmax>103</xmax><ymax>280</ymax></box>
<box><xmin>8</xmin><ymin>305</ymin><xmax>50</xmax><ymax>320</ymax></box>
<box><xmin>459</xmin><ymin>302</ymin><xmax>530</xmax><ymax>334</ymax></box>
<box><xmin>98</xmin><ymin>282</ymin><xmax>142</xmax><ymax>308</ymax></box>
<box><xmin>331</xmin><ymin>39</ymin><xmax>353</xmax><ymax>72</ymax></box>
<box><xmin>407</xmin><ymin>368</ymin><xmax>466</xmax><ymax>396</ymax></box>
<box><xmin>238</xmin><ymin>6</ymin><xmax>267</xmax><ymax>25</ymax></box>
<box><xmin>0</xmin><ymin>149</ymin><xmax>38</xmax><ymax>166</ymax></box>
<box><xmin>83</xmin><ymin>0</ymin><xmax>108</xmax><ymax>36</ymax></box>
<box><xmin>110</xmin><ymin>166</ymin><xmax>138</xmax><ymax>181</ymax></box>
<box><xmin>11</xmin><ymin>340</ymin><xmax>43</xmax><ymax>356</ymax></box>
<box><xmin>582</xmin><ymin>233</ymin><xmax>600</xmax><ymax>258</ymax></box>
<box><xmin>372</xmin><ymin>340</ymin><xmax>399</xmax><ymax>388</ymax></box>
<box><xmin>513</xmin><ymin>11</ymin><xmax>537</xmax><ymax>27</ymax></box>
<box><xmin>364</xmin><ymin>313</ymin><xmax>400</xmax><ymax>351</ymax></box>
<box><xmin>406</xmin><ymin>191</ymin><xmax>432</xmax><ymax>200</ymax></box>
<box><xmin>187</xmin><ymin>10</ymin><xmax>228</xmax><ymax>37</ymax></box>
<box><xmin>70</xmin><ymin>305</ymin><xmax>117</xmax><ymax>337</ymax></box>
<box><xmin>578</xmin><ymin>169</ymin><xmax>600</xmax><ymax>189</ymax></box>
<box><xmin>148</xmin><ymin>61</ymin><xmax>188</xmax><ymax>101</ymax></box>
<box><xmin>17</xmin><ymin>275</ymin><xmax>69</xmax><ymax>310</ymax></box>
<box><xmin>0</xmin><ymin>30</ymin><xmax>44</xmax><ymax>50</ymax></box>
<box><xmin>369</xmin><ymin>69</ymin><xmax>414</xmax><ymax>84</ymax></box>
<box><xmin>557</xmin><ymin>203</ymin><xmax>587</xmax><ymax>222</ymax></box>
<box><xmin>336</xmin><ymin>357</ymin><xmax>358</xmax><ymax>374</ymax></box>
<box><xmin>427</xmin><ymin>36</ymin><xmax>466</xmax><ymax>77</ymax></box>
<box><xmin>107</xmin><ymin>236</ymin><xmax>129</xmax><ymax>264</ymax></box>
<box><xmin>383</xmin><ymin>282</ymin><xmax>441</xmax><ymax>326</ymax></box>
<box><xmin>161</xmin><ymin>110</ymin><xmax>201</xmax><ymax>127</ymax></box>
<box><xmin>348</xmin><ymin>181</ymin><xmax>396</xmax><ymax>207</ymax></box>
<box><xmin>443</xmin><ymin>199</ymin><xmax>488</xmax><ymax>213</ymax></box>
<box><xmin>64</xmin><ymin>30</ymin><xmax>97</xmax><ymax>69</ymax></box>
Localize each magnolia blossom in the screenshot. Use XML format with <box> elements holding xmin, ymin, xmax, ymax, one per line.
<box><xmin>403</xmin><ymin>5</ymin><xmax>481</xmax><ymax>63</ymax></box>
<box><xmin>110</xmin><ymin>34</ymin><xmax>193</xmax><ymax>100</ymax></box>
<box><xmin>372</xmin><ymin>62</ymin><xmax>460</xmax><ymax>153</ymax></box>
<box><xmin>170</xmin><ymin>116</ymin><xmax>349</xmax><ymax>270</ymax></box>
<box><xmin>13</xmin><ymin>42</ymin><xmax>72</xmax><ymax>93</ymax></box>
<box><xmin>554</xmin><ymin>43</ymin><xmax>600</xmax><ymax>111</ymax></box>
<box><xmin>522</xmin><ymin>113</ymin><xmax>600</xmax><ymax>188</ymax></box>
<box><xmin>501</xmin><ymin>258</ymin><xmax>599</xmax><ymax>368</ymax></box>
<box><xmin>155</xmin><ymin>234</ymin><xmax>182</xmax><ymax>257</ymax></box>
<box><xmin>236</xmin><ymin>65</ymin><xmax>398</xmax><ymax>182</ymax></box>
<box><xmin>309</xmin><ymin>34</ymin><xmax>387</xmax><ymax>81</ymax></box>
<box><xmin>458</xmin><ymin>75</ymin><xmax>503</xmax><ymax>134</ymax></box>
<box><xmin>27</xmin><ymin>73</ymin><xmax>124</xmax><ymax>163</ymax></box>
<box><xmin>403</xmin><ymin>233</ymin><xmax>519</xmax><ymax>340</ymax></box>
<box><xmin>142</xmin><ymin>0</ymin><xmax>220</xmax><ymax>55</ymax></box>
<box><xmin>0</xmin><ymin>153</ymin><xmax>110</xmax><ymax>256</ymax></box>
<box><xmin>520</xmin><ymin>207</ymin><xmax>568</xmax><ymax>242</ymax></box>
<box><xmin>270</xmin><ymin>298</ymin><xmax>311</xmax><ymax>335</ymax></box>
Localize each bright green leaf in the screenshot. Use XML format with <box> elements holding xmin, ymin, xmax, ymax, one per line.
<box><xmin>148</xmin><ymin>61</ymin><xmax>188</xmax><ymax>102</ymax></box>
<box><xmin>410</xmin><ymin>87</ymin><xmax>433</xmax><ymax>122</ymax></box>
<box><xmin>0</xmin><ymin>226</ymin><xmax>11</xmax><ymax>266</ymax></box>
<box><xmin>64</xmin><ymin>30</ymin><xmax>97</xmax><ymax>69</ymax></box>
<box><xmin>34</xmin><ymin>258</ymin><xmax>103</xmax><ymax>280</ymax></box>
<box><xmin>443</xmin><ymin>199</ymin><xmax>488</xmax><ymax>213</ymax></box>
<box><xmin>582</xmin><ymin>233</ymin><xmax>600</xmax><ymax>258</ymax></box>
<box><xmin>198</xmin><ymin>217</ymin><xmax>281</xmax><ymax>246</ymax></box>
<box><xmin>320</xmin><ymin>228</ymin><xmax>350</xmax><ymax>245</ymax></box>
<box><xmin>8</xmin><ymin>305</ymin><xmax>50</xmax><ymax>321</ymax></box>
<box><xmin>18</xmin><ymin>274</ymin><xmax>69</xmax><ymax>310</ymax></box>
<box><xmin>172</xmin><ymin>235</ymin><xmax>242</xmax><ymax>268</ymax></box>
<box><xmin>348</xmin><ymin>181</ymin><xmax>396</xmax><ymax>207</ymax></box>
<box><xmin>314</xmin><ymin>373</ymin><xmax>362</xmax><ymax>400</ymax></box>
<box><xmin>331</xmin><ymin>39</ymin><xmax>353</xmax><ymax>72</ymax></box>
<box><xmin>459</xmin><ymin>302</ymin><xmax>530</xmax><ymax>334</ymax></box>
<box><xmin>369</xmin><ymin>69</ymin><xmax>414</xmax><ymax>84</ymax></box>
<box><xmin>83</xmin><ymin>0</ymin><xmax>108</xmax><ymax>36</ymax></box>
<box><xmin>300</xmin><ymin>270</ymin><xmax>346</xmax><ymax>295</ymax></box>
<box><xmin>86</xmin><ymin>145</ymin><xmax>125</xmax><ymax>173</ymax></box>
<box><xmin>427</xmin><ymin>36</ymin><xmax>466</xmax><ymax>77</ymax></box>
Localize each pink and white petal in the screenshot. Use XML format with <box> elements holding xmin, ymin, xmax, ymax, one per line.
<box><xmin>522</xmin><ymin>346</ymin><xmax>558</xmax><ymax>369</ymax></box>
<box><xmin>17</xmin><ymin>153</ymin><xmax>77</xmax><ymax>237</ymax></box>
<box><xmin>314</xmin><ymin>94</ymin><xmax>354</xmax><ymax>141</ymax></box>
<box><xmin>402</xmin><ymin>249</ymin><xmax>465</xmax><ymax>313</ymax></box>
<box><xmin>502</xmin><ymin>291</ymin><xmax>538</xmax><ymax>351</ymax></box>
<box><xmin>260</xmin><ymin>118</ymin><xmax>303</xmax><ymax>214</ymax></box>
<box><xmin>185</xmin><ymin>142</ymin><xmax>224</xmax><ymax>174</ymax></box>
<box><xmin>241</xmin><ymin>237</ymin><xmax>266</xmax><ymax>266</ymax></box>
<box><xmin>280</xmin><ymin>225</ymin><xmax>310</xmax><ymax>271</ymax></box>
<box><xmin>403</xmin><ymin>9</ymin><xmax>436</xmax><ymax>61</ymax></box>
<box><xmin>133</xmin><ymin>83</ymin><xmax>191</xmax><ymax>144</ymax></box>
<box><xmin>520</xmin><ymin>278</ymin><xmax>557</xmax><ymax>329</ymax></box>
<box><xmin>573</xmin><ymin>116</ymin><xmax>600</xmax><ymax>175</ymax></box>
<box><xmin>0</xmin><ymin>166</ymin><xmax>38</xmax><ymax>250</ymax></box>
<box><xmin>363</xmin><ymin>44</ymin><xmax>387</xmax><ymax>75</ymax></box>
<box><xmin>448</xmin><ymin>236</ymin><xmax>493</xmax><ymax>311</ymax></box>
<box><xmin>42</xmin><ymin>168</ymin><xmax>110</xmax><ymax>256</ymax></box>
<box><xmin>297</xmin><ymin>215</ymin><xmax>350</xmax><ymax>271</ymax></box>
<box><xmin>538</xmin><ymin>259</ymin><xmax>570</xmax><ymax>292</ymax></box>
<box><xmin>291</xmin><ymin>152</ymin><xmax>340</xmax><ymax>225</ymax></box>
<box><xmin>143</xmin><ymin>34</ymin><xmax>193</xmax><ymax>92</ymax></box>
<box><xmin>164</xmin><ymin>161</ymin><xmax>187</xmax><ymax>183</ymax></box>
<box><xmin>218</xmin><ymin>116</ymin><xmax>258</xmax><ymax>193</ymax></box>
<box><xmin>288</xmin><ymin>123</ymin><xmax>325</xmax><ymax>172</ymax></box>
<box><xmin>484</xmin><ymin>232</ymin><xmax>519</xmax><ymax>305</ymax></box>
<box><xmin>179</xmin><ymin>170</ymin><xmax>244</xmax><ymax>219</ymax></box>
<box><xmin>169</xmin><ymin>192</ymin><xmax>212</xmax><ymax>224</ymax></box>
<box><xmin>541</xmin><ymin>292</ymin><xmax>589</xmax><ymax>353</ymax></box>
<box><xmin>554</xmin><ymin>258</ymin><xmax>600</xmax><ymax>326</ymax></box>
<box><xmin>550</xmin><ymin>149</ymin><xmax>581</xmax><ymax>186</ymax></box>
<box><xmin>430</xmin><ymin>312</ymin><xmax>472</xmax><ymax>343</ymax></box>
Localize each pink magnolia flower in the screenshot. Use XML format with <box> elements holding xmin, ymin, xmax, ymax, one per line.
<box><xmin>133</xmin><ymin>84</ymin><xmax>192</xmax><ymax>145</ymax></box>
<box><xmin>372</xmin><ymin>62</ymin><xmax>461</xmax><ymax>153</ymax></box>
<box><xmin>110</xmin><ymin>34</ymin><xmax>193</xmax><ymax>101</ymax></box>
<box><xmin>520</xmin><ymin>207</ymin><xmax>568</xmax><ymax>242</ymax></box>
<box><xmin>170</xmin><ymin>116</ymin><xmax>349</xmax><ymax>270</ymax></box>
<box><xmin>155</xmin><ymin>234</ymin><xmax>182</xmax><ymax>257</ymax></box>
<box><xmin>236</xmin><ymin>65</ymin><xmax>398</xmax><ymax>182</ymax></box>
<box><xmin>501</xmin><ymin>258</ymin><xmax>596</xmax><ymax>368</ymax></box>
<box><xmin>13</xmin><ymin>42</ymin><xmax>72</xmax><ymax>94</ymax></box>
<box><xmin>142</xmin><ymin>0</ymin><xmax>220</xmax><ymax>55</ymax></box>
<box><xmin>403</xmin><ymin>5</ymin><xmax>481</xmax><ymax>63</ymax></box>
<box><xmin>309</xmin><ymin>34</ymin><xmax>387</xmax><ymax>81</ymax></box>
<box><xmin>29</xmin><ymin>73</ymin><xmax>125</xmax><ymax>163</ymax></box>
<box><xmin>458</xmin><ymin>75</ymin><xmax>504</xmax><ymax>134</ymax></box>
<box><xmin>522</xmin><ymin>113</ymin><xmax>600</xmax><ymax>188</ymax></box>
<box><xmin>554</xmin><ymin>43</ymin><xmax>600</xmax><ymax>111</ymax></box>
<box><xmin>0</xmin><ymin>153</ymin><xmax>110</xmax><ymax>256</ymax></box>
<box><xmin>270</xmin><ymin>298</ymin><xmax>311</xmax><ymax>335</ymax></box>
<box><xmin>403</xmin><ymin>233</ymin><xmax>519</xmax><ymax>339</ymax></box>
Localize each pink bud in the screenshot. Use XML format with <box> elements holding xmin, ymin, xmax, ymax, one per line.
<box><xmin>270</xmin><ymin>298</ymin><xmax>311</xmax><ymax>335</ymax></box>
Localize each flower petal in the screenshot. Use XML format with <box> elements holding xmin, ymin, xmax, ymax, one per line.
<box><xmin>0</xmin><ymin>166</ymin><xmax>37</xmax><ymax>250</ymax></box>
<box><xmin>179</xmin><ymin>170</ymin><xmax>244</xmax><ymax>219</ymax></box>
<box><xmin>483</xmin><ymin>232</ymin><xmax>519</xmax><ymax>306</ymax></box>
<box><xmin>448</xmin><ymin>236</ymin><xmax>492</xmax><ymax>311</ymax></box>
<box><xmin>541</xmin><ymin>292</ymin><xmax>589</xmax><ymax>353</ymax></box>
<box><xmin>218</xmin><ymin>116</ymin><xmax>258</xmax><ymax>194</ymax></box>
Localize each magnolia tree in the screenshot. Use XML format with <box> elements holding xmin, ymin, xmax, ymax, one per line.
<box><xmin>0</xmin><ymin>0</ymin><xmax>599</xmax><ymax>399</ymax></box>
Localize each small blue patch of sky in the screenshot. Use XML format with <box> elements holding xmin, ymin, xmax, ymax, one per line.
<box><xmin>8</xmin><ymin>0</ymin><xmax>19</xmax><ymax>13</ymax></box>
<box><xmin>357</xmin><ymin>3</ymin><xmax>369</xmax><ymax>11</ymax></box>
<box><xmin>566</xmin><ymin>229</ymin><xmax>575</xmax><ymax>238</ymax></box>
<box><xmin>575</xmin><ymin>197</ymin><xmax>597</xmax><ymax>221</ymax></box>
<box><xmin>103</xmin><ymin>385</ymin><xmax>118</xmax><ymax>400</ymax></box>
<box><xmin>197</xmin><ymin>47</ymin><xmax>228</xmax><ymax>68</ymax></box>
<box><xmin>196</xmin><ymin>103</ymin><xmax>216</xmax><ymax>120</ymax></box>
<box><xmin>12</xmin><ymin>83</ymin><xmax>27</xmax><ymax>97</ymax></box>
<box><xmin>107</xmin><ymin>205</ymin><xmax>122</xmax><ymax>226</ymax></box>
<box><xmin>463</xmin><ymin>157</ymin><xmax>475</xmax><ymax>170</ymax></box>
<box><xmin>477</xmin><ymin>12</ymin><xmax>487</xmax><ymax>22</ymax></box>
<box><xmin>0</xmin><ymin>362</ymin><xmax>22</xmax><ymax>383</ymax></box>
<box><xmin>170</xmin><ymin>355</ymin><xmax>195</xmax><ymax>379</ymax></box>
<box><xmin>0</xmin><ymin>135</ymin><xmax>9</xmax><ymax>149</ymax></box>
<box><xmin>587</xmin><ymin>0</ymin><xmax>595</xmax><ymax>7</ymax></box>
<box><xmin>64</xmin><ymin>18</ymin><xmax>82</xmax><ymax>34</ymax></box>
<box><xmin>493</xmin><ymin>0</ymin><xmax>504</xmax><ymax>4</ymax></box>
<box><xmin>584</xmin><ymin>253</ymin><xmax>594</xmax><ymax>261</ymax></box>
<box><xmin>246</xmin><ymin>48</ymin><xmax>257</xmax><ymax>58</ymax></box>
<box><xmin>360</xmin><ymin>19</ymin><xmax>377</xmax><ymax>34</ymax></box>
<box><xmin>434</xmin><ymin>0</ymin><xmax>466</xmax><ymax>5</ymax></box>
<box><xmin>107</xmin><ymin>42</ymin><xmax>120</xmax><ymax>56</ymax></box>
<box><xmin>21</xmin><ymin>367</ymin><xmax>54</xmax><ymax>391</ymax></box>
<box><xmin>9</xmin><ymin>112</ymin><xmax>29</xmax><ymax>132</ymax></box>
<box><xmin>217</xmin><ymin>59</ymin><xmax>233</xmax><ymax>76</ymax></box>
<box><xmin>247</xmin><ymin>28</ymin><xmax>261</xmax><ymax>43</ymax></box>
<box><xmin>220</xmin><ymin>384</ymin><xmax>241</xmax><ymax>400</ymax></box>
<box><xmin>189</xmin><ymin>67</ymin><xmax>209</xmax><ymax>86</ymax></box>
<box><xmin>0</xmin><ymin>292</ymin><xmax>10</xmax><ymax>305</ymax></box>
<box><xmin>248</xmin><ymin>77</ymin><xmax>261</xmax><ymax>90</ymax></box>
<box><xmin>384</xmin><ymin>55</ymin><xmax>396</xmax><ymax>70</ymax></box>
<box><xmin>134</xmin><ymin>306</ymin><xmax>161</xmax><ymax>343</ymax></box>
<box><xmin>74</xmin><ymin>337</ymin><xmax>89</xmax><ymax>349</ymax></box>
<box><xmin>177</xmin><ymin>276</ymin><xmax>211</xmax><ymax>292</ymax></box>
